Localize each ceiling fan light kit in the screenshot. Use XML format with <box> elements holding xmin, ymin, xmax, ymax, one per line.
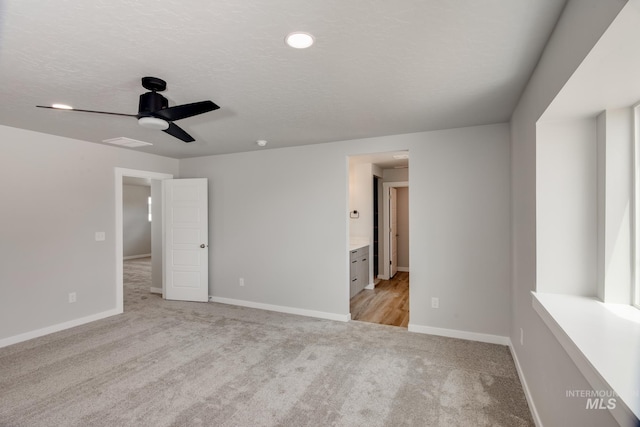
<box><xmin>37</xmin><ymin>77</ymin><xmax>219</xmax><ymax>143</ymax></box>
<box><xmin>51</xmin><ymin>103</ymin><xmax>73</xmax><ymax>110</ymax></box>
<box><xmin>138</xmin><ymin>117</ymin><xmax>169</xmax><ymax>130</ymax></box>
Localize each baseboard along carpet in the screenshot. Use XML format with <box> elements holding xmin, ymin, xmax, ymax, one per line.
<box><xmin>0</xmin><ymin>258</ymin><xmax>533</xmax><ymax>426</ymax></box>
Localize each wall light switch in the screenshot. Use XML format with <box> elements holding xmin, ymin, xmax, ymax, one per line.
<box><xmin>431</xmin><ymin>297</ymin><xmax>439</xmax><ymax>309</ymax></box>
<box><xmin>95</xmin><ymin>232</ymin><xmax>106</xmax><ymax>241</ymax></box>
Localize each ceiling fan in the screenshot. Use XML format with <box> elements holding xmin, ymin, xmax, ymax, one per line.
<box><xmin>36</xmin><ymin>77</ymin><xmax>220</xmax><ymax>142</ymax></box>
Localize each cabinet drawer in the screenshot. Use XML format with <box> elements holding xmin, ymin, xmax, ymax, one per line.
<box><xmin>350</xmin><ymin>246</ymin><xmax>369</xmax><ymax>260</ymax></box>
<box><xmin>350</xmin><ymin>258</ymin><xmax>358</xmax><ymax>279</ymax></box>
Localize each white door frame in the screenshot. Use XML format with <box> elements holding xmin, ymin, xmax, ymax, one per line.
<box><xmin>381</xmin><ymin>181</ymin><xmax>408</xmax><ymax>280</ymax></box>
<box><xmin>115</xmin><ymin>167</ymin><xmax>173</xmax><ymax>313</ymax></box>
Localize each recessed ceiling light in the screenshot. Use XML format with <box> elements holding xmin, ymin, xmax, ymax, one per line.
<box><xmin>393</xmin><ymin>153</ymin><xmax>409</xmax><ymax>159</ymax></box>
<box><xmin>285</xmin><ymin>32</ymin><xmax>315</xmax><ymax>49</ymax></box>
<box><xmin>51</xmin><ymin>103</ymin><xmax>73</xmax><ymax>110</ymax></box>
<box><xmin>256</xmin><ymin>139</ymin><xmax>268</xmax><ymax>147</ymax></box>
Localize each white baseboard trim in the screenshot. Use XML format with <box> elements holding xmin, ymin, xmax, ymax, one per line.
<box><xmin>364</xmin><ymin>283</ymin><xmax>374</xmax><ymax>290</ymax></box>
<box><xmin>407</xmin><ymin>323</ymin><xmax>509</xmax><ymax>345</ymax></box>
<box><xmin>508</xmin><ymin>340</ymin><xmax>543</xmax><ymax>427</ymax></box>
<box><xmin>150</xmin><ymin>287</ymin><xmax>162</xmax><ymax>294</ymax></box>
<box><xmin>123</xmin><ymin>254</ymin><xmax>151</xmax><ymax>260</ymax></box>
<box><xmin>398</xmin><ymin>267</ymin><xmax>410</xmax><ymax>272</ymax></box>
<box><xmin>209</xmin><ymin>296</ymin><xmax>350</xmax><ymax>322</ymax></box>
<box><xmin>0</xmin><ymin>308</ymin><xmax>121</xmax><ymax>349</ymax></box>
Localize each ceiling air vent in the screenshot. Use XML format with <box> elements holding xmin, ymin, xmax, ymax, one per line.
<box><xmin>102</xmin><ymin>137</ymin><xmax>153</xmax><ymax>148</ymax></box>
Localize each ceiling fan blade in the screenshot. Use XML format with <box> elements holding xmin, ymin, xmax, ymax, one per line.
<box><xmin>36</xmin><ymin>105</ymin><xmax>136</xmax><ymax>118</ymax></box>
<box><xmin>153</xmin><ymin>100</ymin><xmax>219</xmax><ymax>122</ymax></box>
<box><xmin>163</xmin><ymin>122</ymin><xmax>195</xmax><ymax>143</ymax></box>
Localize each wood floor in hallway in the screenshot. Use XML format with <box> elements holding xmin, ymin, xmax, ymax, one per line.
<box><xmin>350</xmin><ymin>271</ymin><xmax>409</xmax><ymax>328</ymax></box>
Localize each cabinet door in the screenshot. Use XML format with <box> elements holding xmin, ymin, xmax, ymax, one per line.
<box><xmin>350</xmin><ymin>276</ymin><xmax>359</xmax><ymax>298</ymax></box>
<box><xmin>359</xmin><ymin>255</ymin><xmax>370</xmax><ymax>288</ymax></box>
<box><xmin>357</xmin><ymin>255</ymin><xmax>369</xmax><ymax>292</ymax></box>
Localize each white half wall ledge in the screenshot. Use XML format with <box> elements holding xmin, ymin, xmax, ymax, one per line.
<box><xmin>532</xmin><ymin>292</ymin><xmax>640</xmax><ymax>426</ymax></box>
<box><xmin>407</xmin><ymin>323</ymin><xmax>510</xmax><ymax>345</ymax></box>
<box><xmin>209</xmin><ymin>296</ymin><xmax>351</xmax><ymax>322</ymax></box>
<box><xmin>0</xmin><ymin>309</ymin><xmax>120</xmax><ymax>349</ymax></box>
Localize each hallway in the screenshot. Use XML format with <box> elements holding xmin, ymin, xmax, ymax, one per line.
<box><xmin>350</xmin><ymin>272</ymin><xmax>409</xmax><ymax>328</ymax></box>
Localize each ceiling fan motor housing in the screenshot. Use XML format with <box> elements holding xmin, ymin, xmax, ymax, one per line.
<box><xmin>138</xmin><ymin>91</ymin><xmax>168</xmax><ymax>117</ymax></box>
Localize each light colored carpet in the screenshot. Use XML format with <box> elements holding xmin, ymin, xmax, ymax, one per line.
<box><xmin>0</xmin><ymin>258</ymin><xmax>533</xmax><ymax>426</ymax></box>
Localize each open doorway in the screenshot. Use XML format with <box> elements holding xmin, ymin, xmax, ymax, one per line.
<box><xmin>381</xmin><ymin>181</ymin><xmax>409</xmax><ymax>279</ymax></box>
<box><xmin>122</xmin><ymin>177</ymin><xmax>155</xmax><ymax>311</ymax></box>
<box><xmin>348</xmin><ymin>152</ymin><xmax>409</xmax><ymax>328</ymax></box>
<box><xmin>114</xmin><ymin>168</ymin><xmax>173</xmax><ymax>313</ymax></box>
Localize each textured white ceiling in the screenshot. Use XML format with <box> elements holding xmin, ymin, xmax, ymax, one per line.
<box><xmin>0</xmin><ymin>0</ymin><xmax>565</xmax><ymax>159</ymax></box>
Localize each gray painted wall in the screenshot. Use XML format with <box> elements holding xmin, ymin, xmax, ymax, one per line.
<box><xmin>0</xmin><ymin>125</ymin><xmax>179</xmax><ymax>341</ymax></box>
<box><xmin>510</xmin><ymin>0</ymin><xmax>627</xmax><ymax>425</ymax></box>
<box><xmin>180</xmin><ymin>123</ymin><xmax>511</xmax><ymax>337</ymax></box>
<box><xmin>122</xmin><ymin>184</ymin><xmax>151</xmax><ymax>258</ymax></box>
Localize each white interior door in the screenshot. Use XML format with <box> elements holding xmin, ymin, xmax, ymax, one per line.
<box><xmin>163</xmin><ymin>178</ymin><xmax>209</xmax><ymax>302</ymax></box>
<box><xmin>389</xmin><ymin>187</ymin><xmax>398</xmax><ymax>278</ymax></box>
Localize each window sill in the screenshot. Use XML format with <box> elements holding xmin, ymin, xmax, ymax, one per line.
<box><xmin>532</xmin><ymin>292</ymin><xmax>640</xmax><ymax>425</ymax></box>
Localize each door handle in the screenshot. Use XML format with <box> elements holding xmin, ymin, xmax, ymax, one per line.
<box><xmin>200</xmin><ymin>244</ymin><xmax>208</xmax><ymax>248</ymax></box>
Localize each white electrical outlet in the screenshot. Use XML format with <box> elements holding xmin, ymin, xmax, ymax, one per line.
<box><xmin>239</xmin><ymin>277</ymin><xmax>245</xmax><ymax>287</ymax></box>
<box><xmin>431</xmin><ymin>297</ymin><xmax>439</xmax><ymax>309</ymax></box>
<box><xmin>520</xmin><ymin>328</ymin><xmax>524</xmax><ymax>346</ymax></box>
<box><xmin>69</xmin><ymin>292</ymin><xmax>77</xmax><ymax>303</ymax></box>
<box><xmin>95</xmin><ymin>232</ymin><xmax>106</xmax><ymax>241</ymax></box>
